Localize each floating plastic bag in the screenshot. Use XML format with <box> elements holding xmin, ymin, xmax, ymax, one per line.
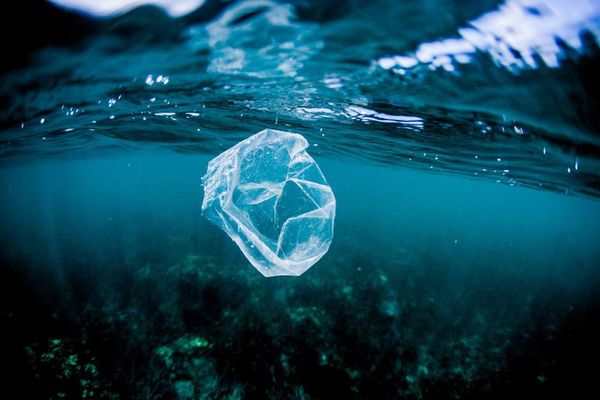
<box><xmin>202</xmin><ymin>129</ymin><xmax>336</xmax><ymax>277</ymax></box>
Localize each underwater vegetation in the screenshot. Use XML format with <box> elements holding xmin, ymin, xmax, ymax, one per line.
<box><xmin>7</xmin><ymin>231</ymin><xmax>600</xmax><ymax>400</ymax></box>
<box><xmin>6</xmin><ymin>248</ymin><xmax>600</xmax><ymax>399</ymax></box>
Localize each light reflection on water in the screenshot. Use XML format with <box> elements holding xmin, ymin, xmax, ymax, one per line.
<box><xmin>1</xmin><ymin>0</ymin><xmax>599</xmax><ymax>198</ymax></box>
<box><xmin>377</xmin><ymin>0</ymin><xmax>600</xmax><ymax>73</ymax></box>
<box><xmin>49</xmin><ymin>0</ymin><xmax>206</xmax><ymax>17</ymax></box>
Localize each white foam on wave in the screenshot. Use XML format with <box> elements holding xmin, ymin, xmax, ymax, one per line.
<box><xmin>377</xmin><ymin>0</ymin><xmax>600</xmax><ymax>73</ymax></box>
<box><xmin>49</xmin><ymin>0</ymin><xmax>205</xmax><ymax>17</ymax></box>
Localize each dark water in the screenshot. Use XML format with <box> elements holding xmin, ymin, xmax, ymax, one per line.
<box><xmin>1</xmin><ymin>0</ymin><xmax>600</xmax><ymax>398</ymax></box>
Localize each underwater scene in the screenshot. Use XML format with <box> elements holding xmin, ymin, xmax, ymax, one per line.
<box><xmin>1</xmin><ymin>0</ymin><xmax>600</xmax><ymax>398</ymax></box>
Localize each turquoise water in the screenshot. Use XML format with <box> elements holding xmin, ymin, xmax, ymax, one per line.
<box><xmin>1</xmin><ymin>0</ymin><xmax>600</xmax><ymax>398</ymax></box>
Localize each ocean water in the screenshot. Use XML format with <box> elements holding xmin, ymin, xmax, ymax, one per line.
<box><xmin>1</xmin><ymin>0</ymin><xmax>600</xmax><ymax>398</ymax></box>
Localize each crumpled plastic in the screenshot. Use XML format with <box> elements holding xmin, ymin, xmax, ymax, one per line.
<box><xmin>202</xmin><ymin>129</ymin><xmax>336</xmax><ymax>277</ymax></box>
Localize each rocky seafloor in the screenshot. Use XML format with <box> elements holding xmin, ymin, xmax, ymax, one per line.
<box><xmin>2</xmin><ymin>243</ymin><xmax>598</xmax><ymax>399</ymax></box>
